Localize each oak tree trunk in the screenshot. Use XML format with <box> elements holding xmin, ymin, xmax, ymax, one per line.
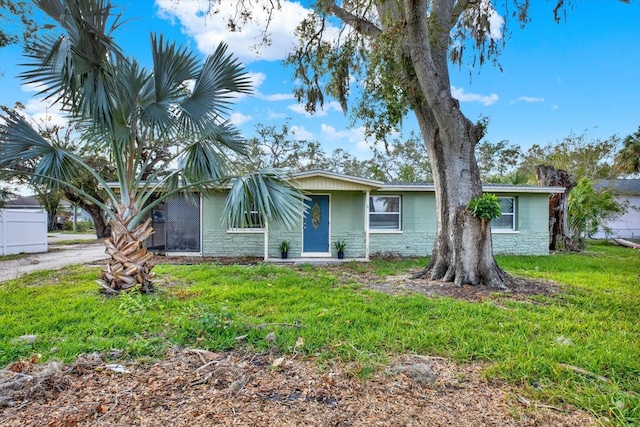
<box><xmin>88</xmin><ymin>205</ymin><xmax>111</xmax><ymax>238</ymax></box>
<box><xmin>535</xmin><ymin>164</ymin><xmax>577</xmax><ymax>251</ymax></box>
<box><xmin>63</xmin><ymin>189</ymin><xmax>111</xmax><ymax>238</ymax></box>
<box><xmin>410</xmin><ymin>101</ymin><xmax>509</xmax><ymax>288</ymax></box>
<box><xmin>401</xmin><ymin>0</ymin><xmax>509</xmax><ymax>289</ymax></box>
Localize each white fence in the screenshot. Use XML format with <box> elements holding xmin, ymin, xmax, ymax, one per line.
<box><xmin>0</xmin><ymin>209</ymin><xmax>48</xmax><ymax>256</ymax></box>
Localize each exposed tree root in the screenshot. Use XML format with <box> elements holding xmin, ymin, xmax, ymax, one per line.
<box><xmin>413</xmin><ymin>261</ymin><xmax>512</xmax><ymax>291</ymax></box>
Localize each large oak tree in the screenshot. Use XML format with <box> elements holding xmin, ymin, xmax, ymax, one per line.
<box><xmin>285</xmin><ymin>0</ymin><xmax>541</xmax><ymax>288</ymax></box>
<box><xmin>226</xmin><ymin>0</ymin><xmax>627</xmax><ymax>288</ymax></box>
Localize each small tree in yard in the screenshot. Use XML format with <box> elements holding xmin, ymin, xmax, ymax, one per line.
<box><xmin>568</xmin><ymin>178</ymin><xmax>626</xmax><ymax>246</ymax></box>
<box><xmin>0</xmin><ymin>0</ymin><xmax>304</xmax><ymax>294</ymax></box>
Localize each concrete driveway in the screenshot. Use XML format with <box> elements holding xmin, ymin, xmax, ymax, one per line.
<box><xmin>0</xmin><ymin>234</ymin><xmax>109</xmax><ymax>283</ymax></box>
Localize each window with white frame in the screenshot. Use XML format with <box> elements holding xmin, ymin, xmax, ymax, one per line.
<box><xmin>228</xmin><ymin>209</ymin><xmax>264</xmax><ymax>232</ymax></box>
<box><xmin>369</xmin><ymin>195</ymin><xmax>401</xmax><ymax>231</ymax></box>
<box><xmin>492</xmin><ymin>197</ymin><xmax>516</xmax><ymax>231</ymax></box>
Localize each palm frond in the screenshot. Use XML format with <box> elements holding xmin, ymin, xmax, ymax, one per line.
<box><xmin>179</xmin><ymin>136</ymin><xmax>230</xmax><ymax>185</ymax></box>
<box><xmin>144</xmin><ymin>34</ymin><xmax>200</xmax><ymax>131</ymax></box>
<box><xmin>200</xmin><ymin>119</ymin><xmax>248</xmax><ymax>156</ymax></box>
<box><xmin>0</xmin><ymin>109</ymin><xmax>121</xmax><ymax>205</ymax></box>
<box><xmin>0</xmin><ymin>110</ymin><xmax>60</xmax><ymax>165</ymax></box>
<box><xmin>179</xmin><ymin>43</ymin><xmax>253</xmax><ymax>131</ymax></box>
<box><xmin>23</xmin><ymin>0</ymin><xmax>125</xmax><ymax>131</ymax></box>
<box><xmin>225</xmin><ymin>170</ymin><xmax>307</xmax><ymax>231</ymax></box>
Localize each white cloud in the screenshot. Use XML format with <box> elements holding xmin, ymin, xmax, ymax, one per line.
<box><xmin>259</xmin><ymin>93</ymin><xmax>296</xmax><ymax>101</ymax></box>
<box><xmin>267</xmin><ymin>108</ymin><xmax>287</xmax><ymax>119</ymax></box>
<box><xmin>511</xmin><ymin>96</ymin><xmax>545</xmax><ymax>104</ymax></box>
<box><xmin>248</xmin><ymin>72</ymin><xmax>266</xmax><ymax>90</ymax></box>
<box><xmin>287</xmin><ymin>104</ymin><xmax>309</xmax><ymax>116</ymax></box>
<box><xmin>552</xmin><ymin>104</ymin><xmax>560</xmax><ymax>110</ymax></box>
<box><xmin>23</xmin><ymin>98</ymin><xmax>69</xmax><ymax>128</ymax></box>
<box><xmin>155</xmin><ymin>0</ymin><xmax>322</xmax><ymax>63</ymax></box>
<box><xmin>462</xmin><ymin>0</ymin><xmax>504</xmax><ymax>41</ymax></box>
<box><xmin>287</xmin><ymin>101</ymin><xmax>343</xmax><ymax>118</ymax></box>
<box><xmin>486</xmin><ymin>3</ymin><xmax>505</xmax><ymax>40</ymax></box>
<box><xmin>321</xmin><ymin>124</ymin><xmax>371</xmax><ymax>151</ymax></box>
<box><xmin>21</xmin><ymin>82</ymin><xmax>47</xmax><ymax>93</ymax></box>
<box><xmin>290</xmin><ymin>125</ymin><xmax>313</xmax><ymax>140</ymax></box>
<box><xmin>450</xmin><ymin>86</ymin><xmax>499</xmax><ymax>106</ymax></box>
<box><xmin>229</xmin><ymin>112</ymin><xmax>252</xmax><ymax>126</ymax></box>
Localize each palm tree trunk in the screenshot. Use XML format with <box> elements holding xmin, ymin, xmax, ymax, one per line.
<box><xmin>100</xmin><ymin>216</ymin><xmax>155</xmax><ymax>294</ymax></box>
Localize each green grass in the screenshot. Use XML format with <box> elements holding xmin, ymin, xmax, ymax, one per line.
<box><xmin>49</xmin><ymin>239</ymin><xmax>100</xmax><ymax>246</ymax></box>
<box><xmin>0</xmin><ymin>253</ymin><xmax>27</xmax><ymax>261</ymax></box>
<box><xmin>0</xmin><ymin>241</ymin><xmax>638</xmax><ymax>425</ymax></box>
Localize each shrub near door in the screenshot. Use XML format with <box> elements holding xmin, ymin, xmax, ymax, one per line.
<box><xmin>334</xmin><ymin>240</ymin><xmax>346</xmax><ymax>259</ymax></box>
<box><xmin>279</xmin><ymin>240</ymin><xmax>290</xmax><ymax>259</ymax></box>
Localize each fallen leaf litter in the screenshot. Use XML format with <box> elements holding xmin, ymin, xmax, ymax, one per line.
<box><xmin>1</xmin><ymin>349</ymin><xmax>595</xmax><ymax>426</ymax></box>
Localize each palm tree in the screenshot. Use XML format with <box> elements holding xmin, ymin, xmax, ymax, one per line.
<box><xmin>0</xmin><ymin>0</ymin><xmax>304</xmax><ymax>294</ymax></box>
<box><xmin>615</xmin><ymin>127</ymin><xmax>640</xmax><ymax>175</ymax></box>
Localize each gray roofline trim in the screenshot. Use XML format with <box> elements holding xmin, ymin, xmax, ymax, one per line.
<box><xmin>378</xmin><ymin>184</ymin><xmax>565</xmax><ymax>194</ymax></box>
<box><xmin>106</xmin><ymin>173</ymin><xmax>566</xmax><ymax>194</ymax></box>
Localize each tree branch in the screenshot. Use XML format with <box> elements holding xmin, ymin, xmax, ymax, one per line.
<box><xmin>327</xmin><ymin>2</ymin><xmax>382</xmax><ymax>39</ymax></box>
<box><xmin>451</xmin><ymin>0</ymin><xmax>477</xmax><ymax>26</ymax></box>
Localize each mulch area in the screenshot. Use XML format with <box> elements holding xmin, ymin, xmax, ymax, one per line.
<box><xmin>1</xmin><ymin>349</ymin><xmax>594</xmax><ymax>427</ymax></box>
<box><xmin>1</xmin><ymin>256</ymin><xmax>588</xmax><ymax>426</ymax></box>
<box><xmin>355</xmin><ymin>274</ymin><xmax>558</xmax><ymax>303</ymax></box>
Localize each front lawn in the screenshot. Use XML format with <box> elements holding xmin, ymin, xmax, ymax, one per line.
<box><xmin>1</xmin><ymin>241</ymin><xmax>638</xmax><ymax>424</ymax></box>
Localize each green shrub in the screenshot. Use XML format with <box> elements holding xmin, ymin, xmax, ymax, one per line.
<box><xmin>61</xmin><ymin>219</ymin><xmax>94</xmax><ymax>233</ymax></box>
<box><xmin>467</xmin><ymin>193</ymin><xmax>502</xmax><ymax>220</ymax></box>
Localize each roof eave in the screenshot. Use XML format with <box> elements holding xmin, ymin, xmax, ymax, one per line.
<box><xmin>377</xmin><ymin>184</ymin><xmax>565</xmax><ymax>194</ymax></box>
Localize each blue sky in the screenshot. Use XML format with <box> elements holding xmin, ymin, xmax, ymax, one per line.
<box><xmin>1</xmin><ymin>0</ymin><xmax>639</xmax><ymax>160</ymax></box>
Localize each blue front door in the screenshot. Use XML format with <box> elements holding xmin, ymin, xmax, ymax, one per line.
<box><xmin>303</xmin><ymin>195</ymin><xmax>329</xmax><ymax>253</ymax></box>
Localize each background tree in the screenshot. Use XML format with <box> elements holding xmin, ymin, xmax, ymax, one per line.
<box><xmin>567</xmin><ymin>178</ymin><xmax>626</xmax><ymax>247</ymax></box>
<box><xmin>0</xmin><ymin>1</ymin><xmax>36</xmax><ymax>48</ymax></box>
<box><xmin>369</xmin><ymin>133</ymin><xmax>432</xmax><ymax>182</ymax></box>
<box><xmin>475</xmin><ymin>140</ymin><xmax>522</xmax><ymax>183</ymax></box>
<box><xmin>517</xmin><ymin>131</ymin><xmax>620</xmax><ymax>181</ymax></box>
<box><xmin>231</xmin><ymin>121</ymin><xmax>431</xmax><ymax>183</ymax></box>
<box><xmin>615</xmin><ymin>126</ymin><xmax>640</xmax><ymax>176</ymax></box>
<box><xmin>0</xmin><ymin>187</ymin><xmax>9</xmax><ymax>207</ymax></box>
<box><xmin>325</xmin><ymin>148</ymin><xmax>370</xmax><ymax>178</ymax></box>
<box><xmin>0</xmin><ymin>0</ymin><xmax>304</xmax><ymax>294</ymax></box>
<box><xmin>0</xmin><ymin>105</ymin><xmax>115</xmax><ymax>236</ymax></box>
<box><xmin>512</xmin><ymin>130</ymin><xmax>626</xmax><ymax>251</ymax></box>
<box><xmin>231</xmin><ymin>122</ymin><xmax>331</xmax><ymax>173</ymax></box>
<box><xmin>535</xmin><ymin>164</ymin><xmax>577</xmax><ymax>251</ymax></box>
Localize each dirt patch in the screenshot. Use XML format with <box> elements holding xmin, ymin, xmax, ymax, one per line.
<box><xmin>133</xmin><ymin>255</ymin><xmax>560</xmax><ymax>303</ymax></box>
<box><xmin>1</xmin><ymin>349</ymin><xmax>594</xmax><ymax>427</ymax></box>
<box><xmin>360</xmin><ymin>274</ymin><xmax>559</xmax><ymax>302</ymax></box>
